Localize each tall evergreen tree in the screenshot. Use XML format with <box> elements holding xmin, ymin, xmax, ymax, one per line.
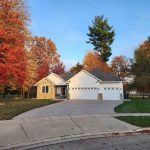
<box><xmin>87</xmin><ymin>15</ymin><xmax>115</xmax><ymax>62</ymax></box>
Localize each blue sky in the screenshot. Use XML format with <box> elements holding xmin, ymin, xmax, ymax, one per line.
<box><xmin>27</xmin><ymin>0</ymin><xmax>150</xmax><ymax>70</ymax></box>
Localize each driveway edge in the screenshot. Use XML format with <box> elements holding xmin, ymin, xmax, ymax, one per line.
<box><xmin>1</xmin><ymin>128</ymin><xmax>150</xmax><ymax>150</ymax></box>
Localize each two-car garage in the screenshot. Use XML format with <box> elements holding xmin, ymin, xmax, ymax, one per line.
<box><xmin>69</xmin><ymin>87</ymin><xmax>122</xmax><ymax>100</ymax></box>
<box><xmin>67</xmin><ymin>70</ymin><xmax>123</xmax><ymax>101</ymax></box>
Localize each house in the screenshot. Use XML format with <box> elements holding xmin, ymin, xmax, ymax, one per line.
<box><xmin>35</xmin><ymin>69</ymin><xmax>124</xmax><ymax>100</ymax></box>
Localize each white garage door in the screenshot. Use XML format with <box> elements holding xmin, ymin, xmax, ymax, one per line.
<box><xmin>103</xmin><ymin>87</ymin><xmax>121</xmax><ymax>100</ymax></box>
<box><xmin>69</xmin><ymin>87</ymin><xmax>98</xmax><ymax>100</ymax></box>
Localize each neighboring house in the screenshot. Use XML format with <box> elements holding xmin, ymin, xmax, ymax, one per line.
<box><xmin>34</xmin><ymin>69</ymin><xmax>124</xmax><ymax>100</ymax></box>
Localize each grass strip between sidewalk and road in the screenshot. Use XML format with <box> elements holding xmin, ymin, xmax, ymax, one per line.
<box><xmin>116</xmin><ymin>116</ymin><xmax>150</xmax><ymax>127</ymax></box>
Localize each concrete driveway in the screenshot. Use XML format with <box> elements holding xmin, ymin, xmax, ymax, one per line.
<box><xmin>15</xmin><ymin>100</ymin><xmax>123</xmax><ymax>118</ymax></box>
<box><xmin>1</xmin><ymin>100</ymin><xmax>140</xmax><ymax>149</ymax></box>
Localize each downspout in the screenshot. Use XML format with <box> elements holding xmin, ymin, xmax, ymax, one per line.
<box><xmin>66</xmin><ymin>82</ymin><xmax>70</xmax><ymax>100</ymax></box>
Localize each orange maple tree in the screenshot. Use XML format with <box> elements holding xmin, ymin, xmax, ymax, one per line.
<box><xmin>0</xmin><ymin>0</ymin><xmax>29</xmax><ymax>88</ymax></box>
<box><xmin>30</xmin><ymin>36</ymin><xmax>64</xmax><ymax>80</ymax></box>
<box><xmin>111</xmin><ymin>55</ymin><xmax>129</xmax><ymax>78</ymax></box>
<box><xmin>83</xmin><ymin>52</ymin><xmax>110</xmax><ymax>72</ymax></box>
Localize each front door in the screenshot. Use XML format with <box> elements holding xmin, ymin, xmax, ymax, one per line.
<box><xmin>61</xmin><ymin>87</ymin><xmax>66</xmax><ymax>96</ymax></box>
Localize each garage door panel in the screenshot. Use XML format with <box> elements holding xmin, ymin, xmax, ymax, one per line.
<box><xmin>103</xmin><ymin>88</ymin><xmax>120</xmax><ymax>100</ymax></box>
<box><xmin>69</xmin><ymin>88</ymin><xmax>98</xmax><ymax>100</ymax></box>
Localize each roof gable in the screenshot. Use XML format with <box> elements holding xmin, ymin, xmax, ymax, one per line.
<box><xmin>46</xmin><ymin>73</ymin><xmax>66</xmax><ymax>85</ymax></box>
<box><xmin>34</xmin><ymin>77</ymin><xmax>55</xmax><ymax>86</ymax></box>
<box><xmin>67</xmin><ymin>70</ymin><xmax>100</xmax><ymax>82</ymax></box>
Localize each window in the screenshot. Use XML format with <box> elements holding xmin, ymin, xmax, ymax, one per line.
<box><xmin>46</xmin><ymin>86</ymin><xmax>49</xmax><ymax>93</ymax></box>
<box><xmin>42</xmin><ymin>86</ymin><xmax>45</xmax><ymax>93</ymax></box>
<box><xmin>42</xmin><ymin>86</ymin><xmax>49</xmax><ymax>93</ymax></box>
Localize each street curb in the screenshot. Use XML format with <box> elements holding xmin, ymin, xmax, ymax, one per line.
<box><xmin>1</xmin><ymin>128</ymin><xmax>150</xmax><ymax>150</ymax></box>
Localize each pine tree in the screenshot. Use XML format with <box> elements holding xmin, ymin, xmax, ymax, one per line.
<box><xmin>87</xmin><ymin>15</ymin><xmax>115</xmax><ymax>62</ymax></box>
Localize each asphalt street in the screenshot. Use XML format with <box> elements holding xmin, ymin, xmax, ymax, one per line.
<box><xmin>29</xmin><ymin>134</ymin><xmax>150</xmax><ymax>150</ymax></box>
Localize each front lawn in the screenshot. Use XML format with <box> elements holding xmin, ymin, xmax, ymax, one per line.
<box><xmin>0</xmin><ymin>99</ymin><xmax>60</xmax><ymax>120</ymax></box>
<box><xmin>115</xmin><ymin>99</ymin><xmax>150</xmax><ymax>113</ymax></box>
<box><xmin>116</xmin><ymin>116</ymin><xmax>150</xmax><ymax>127</ymax></box>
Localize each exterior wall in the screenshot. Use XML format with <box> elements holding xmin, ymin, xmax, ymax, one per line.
<box><xmin>68</xmin><ymin>71</ymin><xmax>99</xmax><ymax>100</ymax></box>
<box><xmin>68</xmin><ymin>71</ymin><xmax>99</xmax><ymax>88</ymax></box>
<box><xmin>36</xmin><ymin>78</ymin><xmax>55</xmax><ymax>99</ymax></box>
<box><xmin>99</xmin><ymin>82</ymin><xmax>123</xmax><ymax>92</ymax></box>
<box><xmin>46</xmin><ymin>73</ymin><xmax>66</xmax><ymax>85</ymax></box>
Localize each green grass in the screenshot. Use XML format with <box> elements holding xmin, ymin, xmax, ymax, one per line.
<box><xmin>0</xmin><ymin>99</ymin><xmax>60</xmax><ymax>120</ymax></box>
<box><xmin>116</xmin><ymin>116</ymin><xmax>150</xmax><ymax>127</ymax></box>
<box><xmin>115</xmin><ymin>99</ymin><xmax>150</xmax><ymax>113</ymax></box>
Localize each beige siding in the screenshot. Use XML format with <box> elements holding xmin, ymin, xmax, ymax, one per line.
<box><xmin>36</xmin><ymin>78</ymin><xmax>55</xmax><ymax>99</ymax></box>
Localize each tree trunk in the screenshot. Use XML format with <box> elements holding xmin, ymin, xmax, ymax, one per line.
<box><xmin>148</xmin><ymin>94</ymin><xmax>150</xmax><ymax>101</ymax></box>
<box><xmin>22</xmin><ymin>90</ymin><xmax>25</xmax><ymax>99</ymax></box>
<box><xmin>27</xmin><ymin>91</ymin><xmax>30</xmax><ymax>99</ymax></box>
<box><xmin>142</xmin><ymin>92</ymin><xmax>144</xmax><ymax>99</ymax></box>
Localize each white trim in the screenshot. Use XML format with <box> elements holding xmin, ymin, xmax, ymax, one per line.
<box><xmin>45</xmin><ymin>78</ymin><xmax>56</xmax><ymax>85</ymax></box>
<box><xmin>101</xmin><ymin>81</ymin><xmax>123</xmax><ymax>83</ymax></box>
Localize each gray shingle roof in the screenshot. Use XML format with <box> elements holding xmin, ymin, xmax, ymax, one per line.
<box><xmin>58</xmin><ymin>69</ymin><xmax>123</xmax><ymax>82</ymax></box>
<box><xmin>88</xmin><ymin>69</ymin><xmax>123</xmax><ymax>81</ymax></box>
<box><xmin>59</xmin><ymin>72</ymin><xmax>75</xmax><ymax>81</ymax></box>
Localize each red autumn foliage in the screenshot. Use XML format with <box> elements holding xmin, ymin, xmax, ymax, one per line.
<box><xmin>0</xmin><ymin>0</ymin><xmax>29</xmax><ymax>88</ymax></box>
<box><xmin>50</xmin><ymin>62</ymin><xmax>65</xmax><ymax>75</ymax></box>
<box><xmin>37</xmin><ymin>63</ymin><xmax>49</xmax><ymax>80</ymax></box>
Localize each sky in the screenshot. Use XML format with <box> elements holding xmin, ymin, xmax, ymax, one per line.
<box><xmin>26</xmin><ymin>0</ymin><xmax>150</xmax><ymax>70</ymax></box>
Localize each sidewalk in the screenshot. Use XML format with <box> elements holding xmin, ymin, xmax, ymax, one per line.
<box><xmin>0</xmin><ymin>114</ymin><xmax>139</xmax><ymax>150</ymax></box>
<box><xmin>111</xmin><ymin>113</ymin><xmax>150</xmax><ymax>117</ymax></box>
